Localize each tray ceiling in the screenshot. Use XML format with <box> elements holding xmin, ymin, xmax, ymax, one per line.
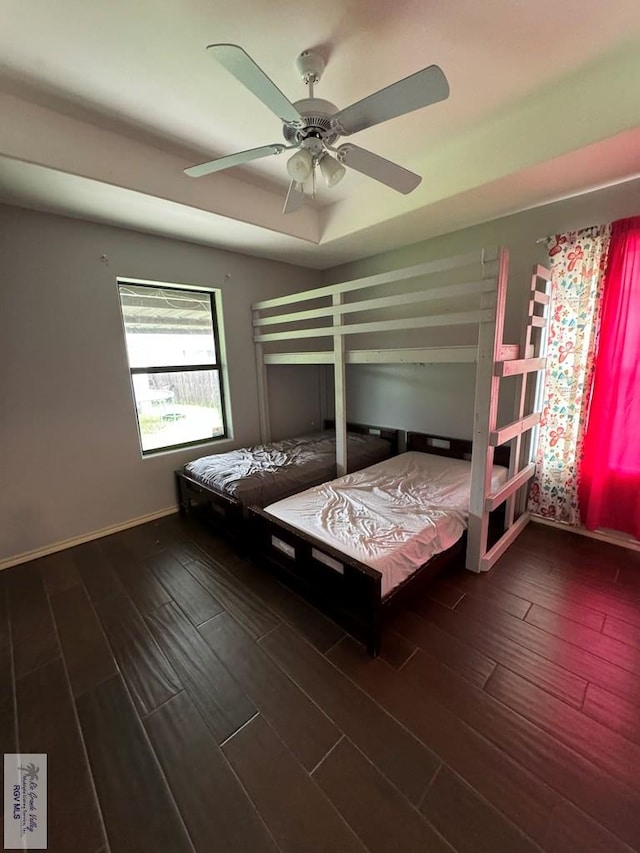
<box><xmin>1</xmin><ymin>0</ymin><xmax>639</xmax><ymax>267</ymax></box>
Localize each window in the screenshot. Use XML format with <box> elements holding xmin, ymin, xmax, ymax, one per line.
<box><xmin>118</xmin><ymin>281</ymin><xmax>228</xmax><ymax>454</ymax></box>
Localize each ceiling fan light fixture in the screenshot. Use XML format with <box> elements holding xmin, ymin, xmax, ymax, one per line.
<box><xmin>319</xmin><ymin>153</ymin><xmax>346</xmax><ymax>188</ymax></box>
<box><xmin>286</xmin><ymin>148</ymin><xmax>313</xmax><ymax>182</ymax></box>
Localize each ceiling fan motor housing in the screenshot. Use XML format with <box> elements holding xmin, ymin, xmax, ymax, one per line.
<box><xmin>282</xmin><ymin>98</ymin><xmax>340</xmax><ymax>146</ymax></box>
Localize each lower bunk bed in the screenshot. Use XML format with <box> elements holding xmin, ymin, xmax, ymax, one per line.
<box><xmin>175</xmin><ymin>420</ymin><xmax>398</xmax><ymax>542</ymax></box>
<box><xmin>248</xmin><ymin>431</ymin><xmax>509</xmax><ymax>655</ymax></box>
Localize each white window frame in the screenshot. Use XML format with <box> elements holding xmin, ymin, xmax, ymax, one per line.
<box><xmin>118</xmin><ymin>278</ymin><xmax>229</xmax><ymax>455</ymax></box>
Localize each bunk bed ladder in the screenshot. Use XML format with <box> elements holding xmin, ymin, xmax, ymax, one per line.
<box><xmin>467</xmin><ymin>258</ymin><xmax>551</xmax><ymax>572</ymax></box>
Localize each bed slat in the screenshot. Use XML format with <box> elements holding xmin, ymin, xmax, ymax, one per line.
<box><xmin>495</xmin><ymin>358</ymin><xmax>546</xmax><ymax>378</ymax></box>
<box><xmin>479</xmin><ymin>512</ymin><xmax>531</xmax><ymax>571</ymax></box>
<box><xmin>490</xmin><ymin>412</ymin><xmax>541</xmax><ymax>447</ymax></box>
<box><xmin>252</xmin><ymin>248</ymin><xmax>497</xmax><ymax>310</ymax></box>
<box><xmin>254</xmin><ymin>308</ymin><xmax>495</xmax><ymax>344</ymax></box>
<box><xmin>485</xmin><ymin>463</ymin><xmax>536</xmax><ymax>512</ymax></box>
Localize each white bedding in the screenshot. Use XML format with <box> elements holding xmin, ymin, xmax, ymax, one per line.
<box><xmin>264</xmin><ymin>451</ymin><xmax>508</xmax><ymax>598</ymax></box>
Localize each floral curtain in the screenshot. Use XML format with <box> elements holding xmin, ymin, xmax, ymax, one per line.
<box><xmin>528</xmin><ymin>225</ymin><xmax>610</xmax><ymax>525</ymax></box>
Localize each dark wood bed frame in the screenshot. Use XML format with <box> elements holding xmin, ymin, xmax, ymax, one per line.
<box><xmin>248</xmin><ymin>431</ymin><xmax>510</xmax><ymax>657</ymax></box>
<box><xmin>174</xmin><ymin>420</ymin><xmax>399</xmax><ymax>545</ymax></box>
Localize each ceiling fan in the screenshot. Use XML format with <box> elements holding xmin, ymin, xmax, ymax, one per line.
<box><xmin>185</xmin><ymin>44</ymin><xmax>449</xmax><ymax>214</ymax></box>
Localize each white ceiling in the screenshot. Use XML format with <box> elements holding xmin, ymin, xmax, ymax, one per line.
<box><xmin>1</xmin><ymin>0</ymin><xmax>639</xmax><ymax>268</ymax></box>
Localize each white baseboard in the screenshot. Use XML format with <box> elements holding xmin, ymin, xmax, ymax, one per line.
<box><xmin>531</xmin><ymin>515</ymin><xmax>640</xmax><ymax>553</ymax></box>
<box><xmin>0</xmin><ymin>506</ymin><xmax>178</xmax><ymax>571</ymax></box>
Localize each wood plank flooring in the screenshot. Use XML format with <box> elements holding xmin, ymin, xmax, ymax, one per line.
<box><xmin>3</xmin><ymin>516</ymin><xmax>640</xmax><ymax>852</ymax></box>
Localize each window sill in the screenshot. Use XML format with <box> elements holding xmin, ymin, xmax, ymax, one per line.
<box><xmin>140</xmin><ymin>435</ymin><xmax>234</xmax><ymax>459</ymax></box>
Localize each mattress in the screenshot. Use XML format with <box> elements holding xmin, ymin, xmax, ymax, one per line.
<box><xmin>264</xmin><ymin>451</ymin><xmax>509</xmax><ymax>598</ymax></box>
<box><xmin>183</xmin><ymin>430</ymin><xmax>392</xmax><ymax>508</ymax></box>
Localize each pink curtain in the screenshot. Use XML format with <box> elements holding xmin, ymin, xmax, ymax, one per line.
<box><xmin>579</xmin><ymin>217</ymin><xmax>640</xmax><ymax>538</ymax></box>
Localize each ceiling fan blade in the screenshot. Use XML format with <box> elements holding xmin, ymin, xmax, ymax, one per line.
<box><xmin>184</xmin><ymin>144</ymin><xmax>285</xmax><ymax>177</ymax></box>
<box><xmin>208</xmin><ymin>44</ymin><xmax>303</xmax><ymax>125</ymax></box>
<box><xmin>332</xmin><ymin>65</ymin><xmax>449</xmax><ymax>136</ymax></box>
<box><xmin>338</xmin><ymin>144</ymin><xmax>421</xmax><ymax>194</ymax></box>
<box><xmin>282</xmin><ymin>181</ymin><xmax>305</xmax><ymax>214</ymax></box>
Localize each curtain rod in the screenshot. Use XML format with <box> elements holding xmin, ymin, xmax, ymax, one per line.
<box><xmin>536</xmin><ymin>222</ymin><xmax>607</xmax><ymax>245</ymax></box>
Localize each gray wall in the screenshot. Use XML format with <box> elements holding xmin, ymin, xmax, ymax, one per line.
<box><xmin>3</xmin><ymin>179</ymin><xmax>638</xmax><ymax>561</ymax></box>
<box><xmin>322</xmin><ymin>179</ymin><xmax>640</xmax><ymax>437</ymax></box>
<box><xmin>0</xmin><ymin>206</ymin><xmax>323</xmax><ymax>562</ymax></box>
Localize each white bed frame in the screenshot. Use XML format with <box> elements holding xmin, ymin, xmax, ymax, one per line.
<box><xmin>252</xmin><ymin>247</ymin><xmax>551</xmax><ymax>573</ymax></box>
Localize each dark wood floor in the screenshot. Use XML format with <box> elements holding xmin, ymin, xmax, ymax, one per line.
<box><xmin>2</xmin><ymin>516</ymin><xmax>640</xmax><ymax>853</ymax></box>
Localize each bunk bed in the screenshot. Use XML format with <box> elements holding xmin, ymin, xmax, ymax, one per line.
<box><xmin>175</xmin><ymin>420</ymin><xmax>398</xmax><ymax>541</ymax></box>
<box><xmin>248</xmin><ymin>247</ymin><xmax>551</xmax><ymax>654</ymax></box>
